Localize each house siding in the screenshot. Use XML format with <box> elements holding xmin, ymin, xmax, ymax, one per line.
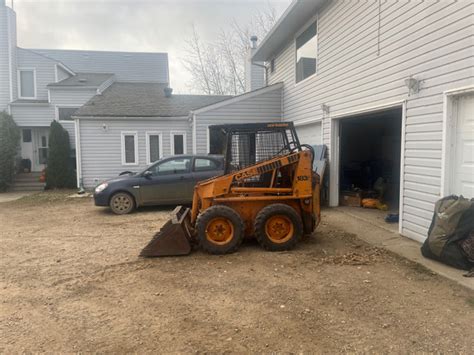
<box><xmin>194</xmin><ymin>87</ymin><xmax>283</xmax><ymax>154</ymax></box>
<box><xmin>50</xmin><ymin>88</ymin><xmax>98</xmax><ymax>147</ymax></box>
<box><xmin>79</xmin><ymin>118</ymin><xmax>192</xmax><ymax>188</ymax></box>
<box><xmin>56</xmin><ymin>65</ymin><xmax>71</xmax><ymax>82</ymax></box>
<box><xmin>266</xmin><ymin>0</ymin><xmax>474</xmax><ymax>241</ymax></box>
<box><xmin>17</xmin><ymin>48</ymin><xmax>56</xmax><ymax>101</ymax></box>
<box><xmin>0</xmin><ymin>4</ymin><xmax>16</xmax><ymax>110</ymax></box>
<box><xmin>10</xmin><ymin>104</ymin><xmax>55</xmax><ymax>127</ymax></box>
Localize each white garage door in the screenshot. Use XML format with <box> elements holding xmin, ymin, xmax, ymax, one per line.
<box><xmin>296</xmin><ymin>122</ymin><xmax>322</xmax><ymax>146</ymax></box>
<box><xmin>451</xmin><ymin>94</ymin><xmax>474</xmax><ymax>198</ymax></box>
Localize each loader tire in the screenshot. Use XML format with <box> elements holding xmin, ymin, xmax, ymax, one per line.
<box><xmin>255</xmin><ymin>204</ymin><xmax>303</xmax><ymax>251</ymax></box>
<box><xmin>196</xmin><ymin>205</ymin><xmax>244</xmax><ymax>255</ymax></box>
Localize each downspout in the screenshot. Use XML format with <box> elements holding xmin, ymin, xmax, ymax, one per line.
<box><xmin>191</xmin><ymin>112</ymin><xmax>197</xmax><ymax>154</ymax></box>
<box><xmin>74</xmin><ymin>117</ymin><xmax>85</xmax><ymax>193</ymax></box>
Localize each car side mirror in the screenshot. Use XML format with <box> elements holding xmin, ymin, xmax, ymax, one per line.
<box><xmin>143</xmin><ymin>170</ymin><xmax>153</xmax><ymax>178</ymax></box>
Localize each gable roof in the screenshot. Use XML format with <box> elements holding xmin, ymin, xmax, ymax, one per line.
<box><xmin>74</xmin><ymin>82</ymin><xmax>232</xmax><ymax>118</ymax></box>
<box><xmin>47</xmin><ymin>72</ymin><xmax>114</xmax><ymax>88</ymax></box>
<box><xmin>30</xmin><ymin>48</ymin><xmax>169</xmax><ymax>84</ymax></box>
<box><xmin>252</xmin><ymin>0</ymin><xmax>327</xmax><ymax>61</ymax></box>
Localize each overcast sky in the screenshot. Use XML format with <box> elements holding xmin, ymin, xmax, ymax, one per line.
<box><xmin>11</xmin><ymin>0</ymin><xmax>291</xmax><ymax>94</ymax></box>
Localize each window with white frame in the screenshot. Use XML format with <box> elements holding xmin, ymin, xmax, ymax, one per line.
<box><xmin>57</xmin><ymin>107</ymin><xmax>80</xmax><ymax>121</ymax></box>
<box><xmin>121</xmin><ymin>132</ymin><xmax>138</xmax><ymax>165</ymax></box>
<box><xmin>146</xmin><ymin>132</ymin><xmax>162</xmax><ymax>164</ymax></box>
<box><xmin>296</xmin><ymin>20</ymin><xmax>317</xmax><ymax>83</ymax></box>
<box><xmin>171</xmin><ymin>132</ymin><xmax>186</xmax><ymax>155</ymax></box>
<box><xmin>18</xmin><ymin>69</ymin><xmax>36</xmax><ymax>99</ymax></box>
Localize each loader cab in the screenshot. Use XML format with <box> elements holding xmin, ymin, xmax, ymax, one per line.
<box><xmin>209</xmin><ymin>122</ymin><xmax>302</xmax><ymax>175</ymax></box>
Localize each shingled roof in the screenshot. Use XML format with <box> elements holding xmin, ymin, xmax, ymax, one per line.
<box><xmin>74</xmin><ymin>82</ymin><xmax>232</xmax><ymax>118</ymax></box>
<box><xmin>47</xmin><ymin>73</ymin><xmax>114</xmax><ymax>88</ymax></box>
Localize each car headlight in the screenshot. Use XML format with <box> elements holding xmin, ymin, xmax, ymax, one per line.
<box><xmin>95</xmin><ymin>182</ymin><xmax>108</xmax><ymax>193</ymax></box>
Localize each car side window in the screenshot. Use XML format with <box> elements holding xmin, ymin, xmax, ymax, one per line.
<box><xmin>194</xmin><ymin>158</ymin><xmax>219</xmax><ymax>172</ymax></box>
<box><xmin>150</xmin><ymin>158</ymin><xmax>191</xmax><ymax>175</ymax></box>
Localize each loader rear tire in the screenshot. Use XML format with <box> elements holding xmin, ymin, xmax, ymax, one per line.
<box><xmin>196</xmin><ymin>205</ymin><xmax>244</xmax><ymax>255</ymax></box>
<box><xmin>255</xmin><ymin>204</ymin><xmax>303</xmax><ymax>251</ymax></box>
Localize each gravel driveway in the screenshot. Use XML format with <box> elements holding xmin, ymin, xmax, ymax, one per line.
<box><xmin>1</xmin><ymin>192</ymin><xmax>473</xmax><ymax>353</ymax></box>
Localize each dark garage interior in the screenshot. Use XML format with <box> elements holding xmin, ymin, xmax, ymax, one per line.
<box><xmin>339</xmin><ymin>108</ymin><xmax>402</xmax><ymax>216</ymax></box>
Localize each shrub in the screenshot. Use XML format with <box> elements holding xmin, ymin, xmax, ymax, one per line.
<box><xmin>0</xmin><ymin>111</ymin><xmax>20</xmax><ymax>192</ymax></box>
<box><xmin>46</xmin><ymin>121</ymin><xmax>75</xmax><ymax>188</ymax></box>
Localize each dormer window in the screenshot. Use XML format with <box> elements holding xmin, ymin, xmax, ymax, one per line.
<box><xmin>18</xmin><ymin>69</ymin><xmax>36</xmax><ymax>99</ymax></box>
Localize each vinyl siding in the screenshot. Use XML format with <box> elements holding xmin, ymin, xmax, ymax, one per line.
<box><xmin>50</xmin><ymin>88</ymin><xmax>97</xmax><ymax>105</ymax></box>
<box><xmin>32</xmin><ymin>49</ymin><xmax>169</xmax><ymax>83</ymax></box>
<box><xmin>17</xmin><ymin>48</ymin><xmax>56</xmax><ymax>101</ymax></box>
<box><xmin>50</xmin><ymin>88</ymin><xmax>98</xmax><ymax>147</ymax></box>
<box><xmin>0</xmin><ymin>6</ymin><xmax>10</xmax><ymax>110</ymax></box>
<box><xmin>266</xmin><ymin>0</ymin><xmax>474</xmax><ymax>241</ymax></box>
<box><xmin>10</xmin><ymin>104</ymin><xmax>55</xmax><ymax>127</ymax></box>
<box><xmin>79</xmin><ymin>118</ymin><xmax>192</xmax><ymax>188</ymax></box>
<box><xmin>0</xmin><ymin>5</ymin><xmax>15</xmax><ymax>109</ymax></box>
<box><xmin>56</xmin><ymin>65</ymin><xmax>71</xmax><ymax>82</ymax></box>
<box><xmin>194</xmin><ymin>86</ymin><xmax>283</xmax><ymax>154</ymax></box>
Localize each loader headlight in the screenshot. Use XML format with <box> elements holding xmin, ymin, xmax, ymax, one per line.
<box><xmin>95</xmin><ymin>182</ymin><xmax>108</xmax><ymax>193</ymax></box>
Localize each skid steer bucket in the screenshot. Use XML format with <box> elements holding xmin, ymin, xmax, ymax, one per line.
<box><xmin>140</xmin><ymin>205</ymin><xmax>193</xmax><ymax>257</ymax></box>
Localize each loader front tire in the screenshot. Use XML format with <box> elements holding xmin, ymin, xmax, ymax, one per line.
<box><xmin>255</xmin><ymin>204</ymin><xmax>303</xmax><ymax>251</ymax></box>
<box><xmin>196</xmin><ymin>205</ymin><xmax>244</xmax><ymax>255</ymax></box>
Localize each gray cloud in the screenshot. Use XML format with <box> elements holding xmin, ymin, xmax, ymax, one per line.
<box><xmin>12</xmin><ymin>0</ymin><xmax>290</xmax><ymax>93</ymax></box>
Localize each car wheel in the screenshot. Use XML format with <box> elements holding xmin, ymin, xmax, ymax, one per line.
<box><xmin>109</xmin><ymin>192</ymin><xmax>135</xmax><ymax>215</ymax></box>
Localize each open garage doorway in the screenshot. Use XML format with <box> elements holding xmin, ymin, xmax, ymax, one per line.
<box><xmin>335</xmin><ymin>107</ymin><xmax>403</xmax><ymax>228</ymax></box>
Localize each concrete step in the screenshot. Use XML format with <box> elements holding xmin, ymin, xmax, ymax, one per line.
<box><xmin>14</xmin><ymin>177</ymin><xmax>43</xmax><ymax>183</ymax></box>
<box><xmin>12</xmin><ymin>181</ymin><xmax>45</xmax><ymax>187</ymax></box>
<box><xmin>9</xmin><ymin>185</ymin><xmax>44</xmax><ymax>192</ymax></box>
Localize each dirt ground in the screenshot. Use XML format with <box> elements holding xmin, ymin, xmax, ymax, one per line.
<box><xmin>1</xmin><ymin>192</ymin><xmax>473</xmax><ymax>353</ymax></box>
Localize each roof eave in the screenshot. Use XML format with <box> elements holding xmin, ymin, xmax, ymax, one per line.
<box><xmin>252</xmin><ymin>0</ymin><xmax>327</xmax><ymax>62</ymax></box>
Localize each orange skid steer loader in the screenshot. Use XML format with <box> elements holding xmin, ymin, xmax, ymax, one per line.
<box><xmin>140</xmin><ymin>122</ymin><xmax>321</xmax><ymax>257</ymax></box>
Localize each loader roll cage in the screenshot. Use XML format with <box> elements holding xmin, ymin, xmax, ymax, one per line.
<box><xmin>209</xmin><ymin>122</ymin><xmax>302</xmax><ymax>175</ymax></box>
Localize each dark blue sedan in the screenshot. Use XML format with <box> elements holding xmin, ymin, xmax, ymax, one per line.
<box><xmin>94</xmin><ymin>155</ymin><xmax>224</xmax><ymax>214</ymax></box>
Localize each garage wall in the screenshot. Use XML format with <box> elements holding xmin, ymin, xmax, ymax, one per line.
<box><xmin>295</xmin><ymin>121</ymin><xmax>322</xmax><ymax>146</ymax></box>
<box><xmin>194</xmin><ymin>84</ymin><xmax>283</xmax><ymax>154</ymax></box>
<box><xmin>78</xmin><ymin>118</ymin><xmax>192</xmax><ymax>188</ymax></box>
<box><xmin>266</xmin><ymin>0</ymin><xmax>474</xmax><ymax>242</ymax></box>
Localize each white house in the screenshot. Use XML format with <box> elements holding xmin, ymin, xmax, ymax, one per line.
<box><xmin>245</xmin><ymin>0</ymin><xmax>474</xmax><ymax>242</ymax></box>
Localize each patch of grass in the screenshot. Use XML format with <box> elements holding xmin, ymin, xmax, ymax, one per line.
<box><xmin>12</xmin><ymin>189</ymin><xmax>81</xmax><ymax>205</ymax></box>
<box><xmin>467</xmin><ymin>297</ymin><xmax>474</xmax><ymax>308</ymax></box>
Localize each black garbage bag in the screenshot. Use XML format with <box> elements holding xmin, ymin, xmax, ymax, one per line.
<box><xmin>421</xmin><ymin>195</ymin><xmax>474</xmax><ymax>270</ymax></box>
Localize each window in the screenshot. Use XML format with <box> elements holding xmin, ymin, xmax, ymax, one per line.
<box><xmin>18</xmin><ymin>69</ymin><xmax>36</xmax><ymax>99</ymax></box>
<box><xmin>57</xmin><ymin>107</ymin><xmax>79</xmax><ymax>121</ymax></box>
<box><xmin>171</xmin><ymin>132</ymin><xmax>186</xmax><ymax>155</ymax></box>
<box><xmin>146</xmin><ymin>132</ymin><xmax>162</xmax><ymax>164</ymax></box>
<box><xmin>22</xmin><ymin>129</ymin><xmax>32</xmax><ymax>143</ymax></box>
<box><xmin>149</xmin><ymin>157</ymin><xmax>191</xmax><ymax>176</ymax></box>
<box><xmin>121</xmin><ymin>132</ymin><xmax>138</xmax><ymax>165</ymax></box>
<box><xmin>296</xmin><ymin>21</ymin><xmax>317</xmax><ymax>83</ymax></box>
<box><xmin>194</xmin><ymin>158</ymin><xmax>220</xmax><ymax>172</ymax></box>
<box><xmin>208</xmin><ymin>126</ymin><xmax>226</xmax><ymax>154</ymax></box>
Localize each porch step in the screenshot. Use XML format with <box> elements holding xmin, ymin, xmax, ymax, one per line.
<box><xmin>10</xmin><ymin>173</ymin><xmax>45</xmax><ymax>192</ymax></box>
<box><xmin>9</xmin><ymin>185</ymin><xmax>45</xmax><ymax>192</ymax></box>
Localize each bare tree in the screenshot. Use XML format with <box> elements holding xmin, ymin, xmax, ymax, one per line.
<box><xmin>182</xmin><ymin>5</ymin><xmax>277</xmax><ymax>95</ymax></box>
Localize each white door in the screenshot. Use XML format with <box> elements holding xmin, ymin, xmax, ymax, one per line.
<box><xmin>296</xmin><ymin>122</ymin><xmax>322</xmax><ymax>145</ymax></box>
<box><xmin>33</xmin><ymin>128</ymin><xmax>49</xmax><ymax>172</ymax></box>
<box><xmin>451</xmin><ymin>94</ymin><xmax>474</xmax><ymax>198</ymax></box>
<box><xmin>20</xmin><ymin>129</ymin><xmax>34</xmax><ymax>172</ymax></box>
